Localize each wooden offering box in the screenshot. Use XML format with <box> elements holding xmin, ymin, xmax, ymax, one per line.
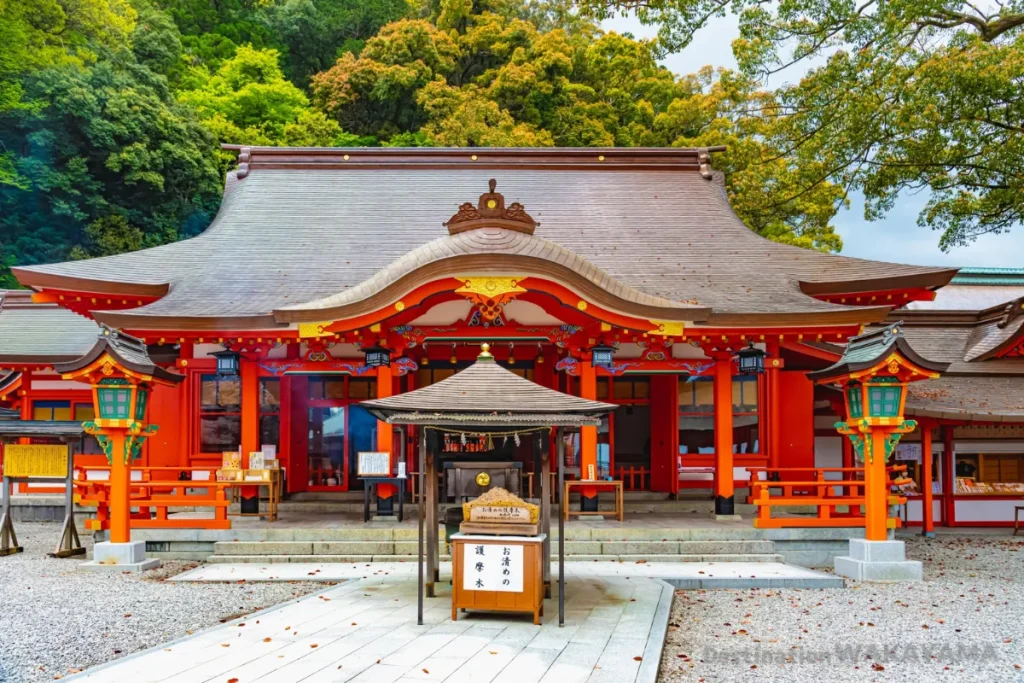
<box><xmin>450</xmin><ymin>533</ymin><xmax>545</xmax><ymax>624</ymax></box>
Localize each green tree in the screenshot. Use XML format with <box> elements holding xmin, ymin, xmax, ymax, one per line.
<box><xmin>178</xmin><ymin>45</ymin><xmax>357</xmax><ymax>168</ymax></box>
<box><xmin>576</xmin><ymin>0</ymin><xmax>1024</xmax><ymax>249</ymax></box>
<box><xmin>311</xmin><ymin>12</ymin><xmax>844</xmax><ymax>249</ymax></box>
<box><xmin>0</xmin><ymin>55</ymin><xmax>223</xmax><ymax>284</ymax></box>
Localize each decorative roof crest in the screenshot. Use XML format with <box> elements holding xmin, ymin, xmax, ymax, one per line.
<box><xmin>443</xmin><ymin>179</ymin><xmax>537</xmax><ymax>236</ymax></box>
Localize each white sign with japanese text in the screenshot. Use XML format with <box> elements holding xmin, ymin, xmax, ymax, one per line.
<box><xmin>462</xmin><ymin>543</ymin><xmax>524</xmax><ymax>592</ymax></box>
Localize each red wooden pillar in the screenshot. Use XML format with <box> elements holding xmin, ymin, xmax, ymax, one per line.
<box><xmin>649</xmin><ymin>375</ymin><xmax>679</xmax><ymax>493</ymax></box>
<box><xmin>942</xmin><ymin>425</ymin><xmax>955</xmax><ymax>527</ymax></box>
<box><xmin>18</xmin><ymin>368</ymin><xmax>32</xmax><ymax>445</ymax></box>
<box><xmin>921</xmin><ymin>423</ymin><xmax>934</xmax><ymax>536</ymax></box>
<box><xmin>579</xmin><ymin>359</ymin><xmax>598</xmax><ymax>511</ymax></box>
<box><xmin>288</xmin><ymin>375</ymin><xmax>309</xmax><ymax>494</ymax></box>
<box><xmin>765</xmin><ymin>343</ymin><xmax>782</xmax><ymax>471</ymax></box>
<box><xmin>178</xmin><ymin>344</ymin><xmax>193</xmax><ymax>468</ymax></box>
<box><xmin>713</xmin><ymin>356</ymin><xmax>735</xmax><ymax>515</ymax></box>
<box><xmin>376</xmin><ymin>363</ymin><xmax>396</xmax><ymax>511</ymax></box>
<box><xmin>239</xmin><ymin>355</ymin><xmax>260</xmax><ymax>513</ymax></box>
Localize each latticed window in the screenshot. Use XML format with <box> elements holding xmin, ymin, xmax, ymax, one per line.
<box><xmin>100</xmin><ymin>388</ymin><xmax>131</xmax><ymax>419</ymax></box>
<box><xmin>846</xmin><ymin>386</ymin><xmax>863</xmax><ymax>418</ymax></box>
<box><xmin>869</xmin><ymin>385</ymin><xmax>902</xmax><ymax>417</ymax></box>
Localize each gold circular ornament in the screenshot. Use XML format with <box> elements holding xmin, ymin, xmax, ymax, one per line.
<box><xmin>394</xmin><ymin>301</ymin><xmax>405</xmax><ymax>312</ymax></box>
<box><xmin>475</xmin><ymin>471</ymin><xmax>491</xmax><ymax>487</ymax></box>
<box><xmin>343</xmin><ymin>154</ymin><xmax>350</xmax><ymax>161</ymax></box>
<box><xmin>576</xmin><ymin>300</ymin><xmax>588</xmax><ymax>311</ymax></box>
<box><xmin>471</xmin><ymin>154</ymin><xmax>478</xmax><ymax>161</ymax></box>
<box><xmin>887</xmin><ymin>360</ymin><xmax>900</xmax><ymax>374</ymax></box>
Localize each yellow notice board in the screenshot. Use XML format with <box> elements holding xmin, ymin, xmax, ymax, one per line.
<box><xmin>3</xmin><ymin>444</ymin><xmax>69</xmax><ymax>478</ymax></box>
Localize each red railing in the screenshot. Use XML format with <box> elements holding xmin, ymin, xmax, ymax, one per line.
<box><xmin>74</xmin><ymin>466</ymin><xmax>232</xmax><ymax>530</ymax></box>
<box><xmin>745</xmin><ymin>466</ymin><xmax>910</xmax><ymax>528</ymax></box>
<box><xmin>614</xmin><ymin>465</ymin><xmax>650</xmax><ymax>491</ymax></box>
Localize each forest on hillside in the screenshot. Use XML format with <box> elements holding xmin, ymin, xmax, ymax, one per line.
<box><xmin>1</xmin><ymin>0</ymin><xmax>1020</xmax><ymax>287</ymax></box>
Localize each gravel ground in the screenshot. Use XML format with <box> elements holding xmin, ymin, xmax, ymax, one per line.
<box><xmin>660</xmin><ymin>533</ymin><xmax>1024</xmax><ymax>682</ymax></box>
<box><xmin>0</xmin><ymin>523</ymin><xmax>325</xmax><ymax>682</ymax></box>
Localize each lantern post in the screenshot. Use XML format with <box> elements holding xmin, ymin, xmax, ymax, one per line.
<box><xmin>55</xmin><ymin>325</ymin><xmax>183</xmax><ymax>571</ymax></box>
<box><xmin>809</xmin><ymin>322</ymin><xmax>947</xmax><ymax>581</ymax></box>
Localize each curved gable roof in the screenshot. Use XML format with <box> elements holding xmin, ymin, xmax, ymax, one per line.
<box><xmin>13</xmin><ymin>147</ymin><xmax>955</xmax><ymax>330</ymax></box>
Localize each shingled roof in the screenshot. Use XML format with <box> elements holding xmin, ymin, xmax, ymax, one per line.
<box><xmin>361</xmin><ymin>344</ymin><xmax>615</xmax><ymax>427</ymax></box>
<box><xmin>12</xmin><ymin>147</ymin><xmax>956</xmax><ymax>331</ymax></box>
<box><xmin>0</xmin><ymin>290</ymin><xmax>100</xmax><ymax>364</ymax></box>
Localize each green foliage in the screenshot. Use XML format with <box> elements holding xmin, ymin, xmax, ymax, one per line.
<box><xmin>312</xmin><ymin>12</ymin><xmax>845</xmax><ymax>249</ymax></box>
<box><xmin>0</xmin><ymin>47</ymin><xmax>223</xmax><ymax>280</ymax></box>
<box><xmin>575</xmin><ymin>0</ymin><xmax>1024</xmax><ymax>249</ymax></box>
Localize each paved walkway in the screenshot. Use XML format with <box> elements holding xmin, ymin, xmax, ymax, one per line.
<box><xmin>68</xmin><ymin>561</ymin><xmax>840</xmax><ymax>683</ymax></box>
<box><xmin>68</xmin><ymin>565</ymin><xmax>672</xmax><ymax>683</ymax></box>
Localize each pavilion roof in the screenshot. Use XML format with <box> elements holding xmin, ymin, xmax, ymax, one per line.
<box><xmin>0</xmin><ymin>420</ymin><xmax>86</xmax><ymax>439</ymax></box>
<box><xmin>361</xmin><ymin>345</ymin><xmax>614</xmax><ymax>426</ymax></box>
<box><xmin>0</xmin><ymin>290</ymin><xmax>99</xmax><ymax>365</ymax></box>
<box><xmin>905</xmin><ymin>376</ymin><xmax>1024</xmax><ymax>422</ymax></box>
<box><xmin>12</xmin><ymin>147</ymin><xmax>955</xmax><ymax>331</ymax></box>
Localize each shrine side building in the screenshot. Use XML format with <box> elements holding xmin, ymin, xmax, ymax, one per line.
<box><xmin>2</xmin><ymin>147</ymin><xmax>1023</xmax><ymax>526</ymax></box>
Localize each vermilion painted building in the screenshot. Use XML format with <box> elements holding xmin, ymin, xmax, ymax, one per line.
<box><xmin>2</xmin><ymin>147</ymin><xmax>1022</xmax><ymax>524</ymax></box>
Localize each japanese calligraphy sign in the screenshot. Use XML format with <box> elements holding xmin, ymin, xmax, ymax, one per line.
<box><xmin>462</xmin><ymin>543</ymin><xmax>524</xmax><ymax>592</ymax></box>
<box><xmin>357</xmin><ymin>451</ymin><xmax>390</xmax><ymax>477</ymax></box>
<box><xmin>2</xmin><ymin>445</ymin><xmax>68</xmax><ymax>478</ymax></box>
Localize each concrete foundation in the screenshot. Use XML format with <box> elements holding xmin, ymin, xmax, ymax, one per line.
<box><xmin>834</xmin><ymin>539</ymin><xmax>922</xmax><ymax>581</ymax></box>
<box><xmin>80</xmin><ymin>540</ymin><xmax>161</xmax><ymax>573</ymax></box>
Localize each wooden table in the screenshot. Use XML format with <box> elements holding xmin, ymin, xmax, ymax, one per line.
<box><xmin>563</xmin><ymin>480</ymin><xmax>623</xmax><ymax>521</ymax></box>
<box><xmin>450</xmin><ymin>533</ymin><xmax>545</xmax><ymax>624</ymax></box>
<box><xmin>227</xmin><ymin>469</ymin><xmax>282</xmax><ymax>521</ymax></box>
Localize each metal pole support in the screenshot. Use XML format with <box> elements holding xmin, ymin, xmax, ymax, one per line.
<box><xmin>0</xmin><ymin>475</ymin><xmax>22</xmax><ymax>556</ymax></box>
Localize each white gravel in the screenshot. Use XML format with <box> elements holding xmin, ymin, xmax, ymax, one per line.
<box><xmin>0</xmin><ymin>523</ymin><xmax>325</xmax><ymax>682</ymax></box>
<box><xmin>659</xmin><ymin>533</ymin><xmax>1024</xmax><ymax>682</ymax></box>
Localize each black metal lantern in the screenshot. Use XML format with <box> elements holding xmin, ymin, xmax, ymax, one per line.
<box><xmin>736</xmin><ymin>342</ymin><xmax>766</xmax><ymax>375</ymax></box>
<box><xmin>363</xmin><ymin>344</ymin><xmax>392</xmax><ymax>368</ymax></box>
<box><xmin>590</xmin><ymin>343</ymin><xmax>615</xmax><ymax>368</ymax></box>
<box><xmin>211</xmin><ymin>349</ymin><xmax>240</xmax><ymax>376</ymax></box>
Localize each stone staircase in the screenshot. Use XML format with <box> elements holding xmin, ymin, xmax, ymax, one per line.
<box><xmin>205</xmin><ymin>530</ymin><xmax>785</xmax><ymax>564</ymax></box>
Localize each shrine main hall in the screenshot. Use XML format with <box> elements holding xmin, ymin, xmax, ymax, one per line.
<box><xmin>3</xmin><ymin>146</ymin><xmax>1023</xmax><ymax>527</ymax></box>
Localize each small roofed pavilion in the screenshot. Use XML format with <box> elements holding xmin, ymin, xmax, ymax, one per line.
<box><xmin>361</xmin><ymin>343</ymin><xmax>615</xmax><ymax>626</ymax></box>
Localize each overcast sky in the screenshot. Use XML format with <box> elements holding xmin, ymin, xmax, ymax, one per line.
<box><xmin>602</xmin><ymin>13</ymin><xmax>1021</xmax><ymax>268</ymax></box>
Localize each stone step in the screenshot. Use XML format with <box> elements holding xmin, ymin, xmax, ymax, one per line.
<box><xmin>205</xmin><ymin>553</ymin><xmax>784</xmax><ymax>564</ymax></box>
<box><xmin>212</xmin><ymin>539</ymin><xmax>777</xmax><ymax>557</ymax></box>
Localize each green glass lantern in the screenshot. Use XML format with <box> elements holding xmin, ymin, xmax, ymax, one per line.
<box><xmin>96</xmin><ymin>378</ymin><xmax>135</xmax><ymax>420</ymax></box>
<box><xmin>865</xmin><ymin>377</ymin><xmax>904</xmax><ymax>418</ymax></box>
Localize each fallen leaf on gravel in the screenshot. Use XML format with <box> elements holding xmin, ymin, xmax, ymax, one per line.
<box><xmin>124</xmin><ymin>614</ymin><xmax>131</xmax><ymax>618</ymax></box>
<box><xmin>872</xmin><ymin>663</ymin><xmax>885</xmax><ymax>671</ymax></box>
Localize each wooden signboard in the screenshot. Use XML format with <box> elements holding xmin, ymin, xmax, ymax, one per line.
<box><xmin>357</xmin><ymin>451</ymin><xmax>391</xmax><ymax>477</ymax></box>
<box><xmin>2</xmin><ymin>445</ymin><xmax>68</xmax><ymax>478</ymax></box>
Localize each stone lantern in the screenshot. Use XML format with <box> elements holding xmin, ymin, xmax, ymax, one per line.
<box><xmin>55</xmin><ymin>325</ymin><xmax>183</xmax><ymax>571</ymax></box>
<box><xmin>809</xmin><ymin>322</ymin><xmax>947</xmax><ymax>581</ymax></box>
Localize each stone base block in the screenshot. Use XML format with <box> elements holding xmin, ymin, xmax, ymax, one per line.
<box><xmin>82</xmin><ymin>541</ymin><xmax>160</xmax><ymax>572</ymax></box>
<box><xmin>80</xmin><ymin>558</ymin><xmax>161</xmax><ymax>573</ymax></box>
<box><xmin>835</xmin><ymin>539</ymin><xmax>921</xmax><ymax>581</ymax></box>
<box><xmin>714</xmin><ymin>514</ymin><xmax>743</xmax><ymax>522</ymax></box>
<box><xmin>577</xmin><ymin>514</ymin><xmax>606</xmax><ymax>521</ymax></box>
<box><xmin>370</xmin><ymin>515</ymin><xmax>399</xmax><ymax>523</ymax></box>
<box><xmin>848</xmin><ymin>539</ymin><xmax>908</xmax><ymax>562</ymax></box>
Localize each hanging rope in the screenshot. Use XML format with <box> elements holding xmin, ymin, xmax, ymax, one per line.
<box><xmin>426</xmin><ymin>425</ymin><xmax>552</xmax><ymax>440</ymax></box>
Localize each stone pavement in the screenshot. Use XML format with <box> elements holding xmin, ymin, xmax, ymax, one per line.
<box><xmin>66</xmin><ymin>566</ymin><xmax>672</xmax><ymax>683</ymax></box>
<box><xmin>66</xmin><ymin>561</ymin><xmax>841</xmax><ymax>683</ymax></box>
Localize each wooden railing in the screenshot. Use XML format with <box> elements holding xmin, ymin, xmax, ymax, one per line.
<box><xmin>746</xmin><ymin>466</ymin><xmax>910</xmax><ymax>529</ymax></box>
<box><xmin>74</xmin><ymin>466</ymin><xmax>232</xmax><ymax>530</ymax></box>
<box><xmin>614</xmin><ymin>466</ymin><xmax>649</xmax><ymax>491</ymax></box>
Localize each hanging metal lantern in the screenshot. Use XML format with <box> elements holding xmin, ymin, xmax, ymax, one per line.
<box><xmin>736</xmin><ymin>342</ymin><xmax>766</xmax><ymax>375</ymax></box>
<box><xmin>211</xmin><ymin>349</ymin><xmax>240</xmax><ymax>377</ymax></box>
<box><xmin>363</xmin><ymin>344</ymin><xmax>392</xmax><ymax>368</ymax></box>
<box><xmin>590</xmin><ymin>343</ymin><xmax>615</xmax><ymax>368</ymax></box>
